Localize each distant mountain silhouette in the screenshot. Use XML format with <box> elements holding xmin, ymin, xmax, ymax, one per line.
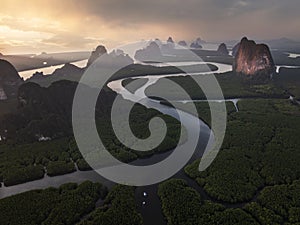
<box><xmin>0</xmin><ymin>80</ymin><xmax>116</xmax><ymax>142</ymax></box>
<box><xmin>228</xmin><ymin>37</ymin><xmax>300</xmax><ymax>52</ymax></box>
<box><xmin>0</xmin><ymin>52</ymin><xmax>90</xmax><ymax>72</ymax></box>
<box><xmin>217</xmin><ymin>43</ymin><xmax>229</xmax><ymax>55</ymax></box>
<box><xmin>178</xmin><ymin>40</ymin><xmax>188</xmax><ymax>47</ymax></box>
<box><xmin>135</xmin><ymin>41</ymin><xmax>162</xmax><ymax>61</ymax></box>
<box><xmin>262</xmin><ymin>38</ymin><xmax>300</xmax><ymax>50</ymax></box>
<box><xmin>0</xmin><ymin>59</ymin><xmax>23</xmax><ymax>100</ymax></box>
<box><xmin>87</xmin><ymin>45</ymin><xmax>107</xmax><ymax>67</ymax></box>
<box><xmin>167</xmin><ymin>37</ymin><xmax>174</xmax><ymax>43</ymax></box>
<box><xmin>94</xmin><ymin>49</ymin><xmax>134</xmax><ymax>67</ymax></box>
<box><xmin>27</xmin><ymin>45</ymin><xmax>134</xmax><ymax>87</ymax></box>
<box><xmin>190</xmin><ymin>38</ymin><xmax>204</xmax><ymax>49</ymax></box>
<box><xmin>27</xmin><ymin>63</ymin><xmax>84</xmax><ymax>87</ymax></box>
<box><xmin>87</xmin><ymin>45</ymin><xmax>133</xmax><ymax>68</ymax></box>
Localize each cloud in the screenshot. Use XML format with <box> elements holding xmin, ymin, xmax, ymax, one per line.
<box><xmin>0</xmin><ymin>0</ymin><xmax>300</xmax><ymax>53</ymax></box>
<box><xmin>41</xmin><ymin>32</ymin><xmax>102</xmax><ymax>49</ymax></box>
<box><xmin>68</xmin><ymin>0</ymin><xmax>263</xmax><ymax>22</ymax></box>
<box><xmin>0</xmin><ymin>15</ymin><xmax>63</xmax><ymax>33</ymax></box>
<box><xmin>62</xmin><ymin>0</ymin><xmax>300</xmax><ymax>41</ymax></box>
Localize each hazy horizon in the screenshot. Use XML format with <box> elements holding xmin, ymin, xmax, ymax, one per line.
<box><xmin>1</xmin><ymin>0</ymin><xmax>300</xmax><ymax>54</ymax></box>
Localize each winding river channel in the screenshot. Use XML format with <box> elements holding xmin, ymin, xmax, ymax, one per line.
<box><xmin>0</xmin><ymin>60</ymin><xmax>297</xmax><ymax>224</ymax></box>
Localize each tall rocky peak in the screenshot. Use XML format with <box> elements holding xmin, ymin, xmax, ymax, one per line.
<box><xmin>87</xmin><ymin>45</ymin><xmax>107</xmax><ymax>67</ymax></box>
<box><xmin>233</xmin><ymin>37</ymin><xmax>275</xmax><ymax>77</ymax></box>
<box><xmin>0</xmin><ymin>59</ymin><xmax>23</xmax><ymax>100</ymax></box>
<box><xmin>217</xmin><ymin>43</ymin><xmax>229</xmax><ymax>55</ymax></box>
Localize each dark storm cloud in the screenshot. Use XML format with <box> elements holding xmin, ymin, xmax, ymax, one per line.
<box><xmin>71</xmin><ymin>0</ymin><xmax>298</xmax><ymax>23</ymax></box>
<box><xmin>63</xmin><ymin>0</ymin><xmax>300</xmax><ymax>40</ymax></box>
<box><xmin>71</xmin><ymin>0</ymin><xmax>236</xmax><ymax>23</ymax></box>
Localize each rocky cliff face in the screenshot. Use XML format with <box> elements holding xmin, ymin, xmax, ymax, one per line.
<box><xmin>0</xmin><ymin>59</ymin><xmax>23</xmax><ymax>100</ymax></box>
<box><xmin>233</xmin><ymin>37</ymin><xmax>275</xmax><ymax>76</ymax></box>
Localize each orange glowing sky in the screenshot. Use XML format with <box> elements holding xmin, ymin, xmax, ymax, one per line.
<box><xmin>1</xmin><ymin>0</ymin><xmax>299</xmax><ymax>54</ymax></box>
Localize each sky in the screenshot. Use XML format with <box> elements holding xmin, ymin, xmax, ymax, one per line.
<box><xmin>0</xmin><ymin>0</ymin><xmax>299</xmax><ymax>54</ymax></box>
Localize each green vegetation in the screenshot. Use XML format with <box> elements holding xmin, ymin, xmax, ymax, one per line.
<box><xmin>0</xmin><ymin>182</ymin><xmax>143</xmax><ymax>225</ymax></box>
<box><xmin>0</xmin><ymin>98</ymin><xmax>18</xmax><ymax>116</ymax></box>
<box><xmin>160</xmin><ymin>101</ymin><xmax>236</xmax><ymax>127</ymax></box>
<box><xmin>145</xmin><ymin>71</ymin><xmax>288</xmax><ymax>100</ymax></box>
<box><xmin>275</xmin><ymin>68</ymin><xmax>300</xmax><ymax>100</ymax></box>
<box><xmin>184</xmin><ymin>99</ymin><xmax>300</xmax><ymax>205</ymax></box>
<box><xmin>113</xmin><ymin>63</ymin><xmax>218</xmax><ymax>80</ymax></box>
<box><xmin>0</xmin><ymin>96</ymin><xmax>184</xmax><ymax>186</ymax></box>
<box><xmin>1</xmin><ymin>51</ymin><xmax>300</xmax><ymax>224</ymax></box>
<box><xmin>244</xmin><ymin>202</ymin><xmax>284</xmax><ymax>225</ymax></box>
<box><xmin>272</xmin><ymin>51</ymin><xmax>300</xmax><ymax>66</ymax></box>
<box><xmin>76</xmin><ymin>158</ymin><xmax>92</xmax><ymax>171</ymax></box>
<box><xmin>78</xmin><ymin>185</ymin><xmax>143</xmax><ymax>225</ymax></box>
<box><xmin>158</xmin><ymin>179</ymin><xmax>258</xmax><ymax>225</ymax></box>
<box><xmin>121</xmin><ymin>78</ymin><xmax>148</xmax><ymax>93</ymax></box>
<box><xmin>0</xmin><ymin>139</ymin><xmax>73</xmax><ymax>186</ymax></box>
<box><xmin>95</xmin><ymin>98</ymin><xmax>185</xmax><ymax>161</ymax></box>
<box><xmin>144</xmin><ymin>67</ymin><xmax>300</xmax><ymax>102</ymax></box>
<box><xmin>46</xmin><ymin>161</ymin><xmax>76</xmax><ymax>176</ymax></box>
<box><xmin>244</xmin><ymin>180</ymin><xmax>300</xmax><ymax>224</ymax></box>
<box><xmin>4</xmin><ymin>165</ymin><xmax>44</xmax><ymax>186</ymax></box>
<box><xmin>0</xmin><ymin>181</ymin><xmax>107</xmax><ymax>225</ymax></box>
